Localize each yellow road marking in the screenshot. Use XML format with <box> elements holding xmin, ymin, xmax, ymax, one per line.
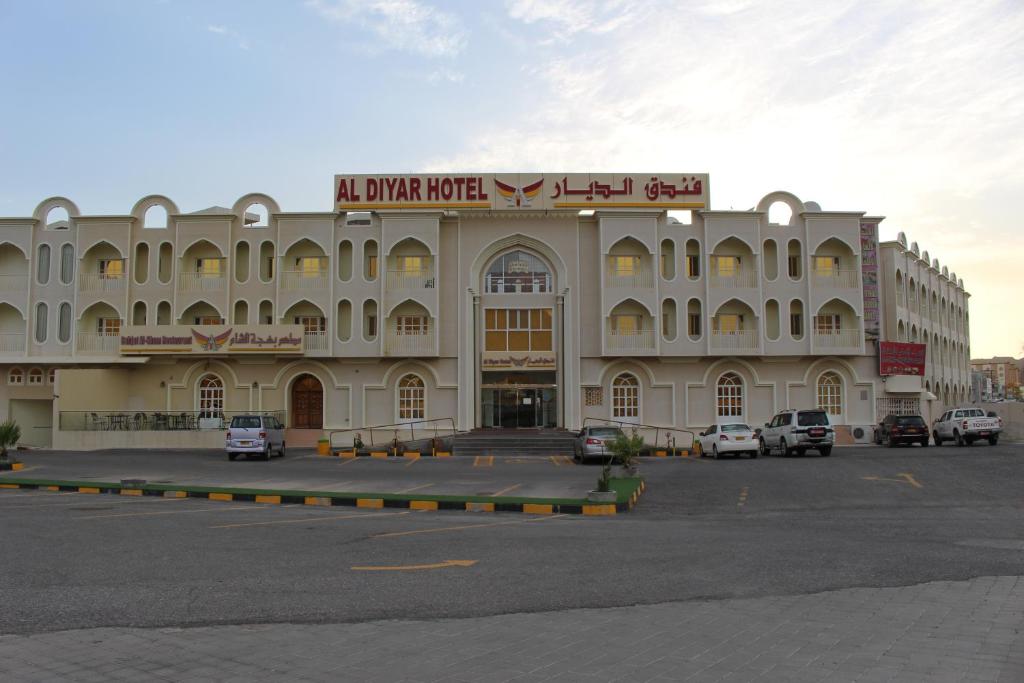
<box><xmin>351</xmin><ymin>559</ymin><xmax>477</xmax><ymax>572</ymax></box>
<box><xmin>339</xmin><ymin>457</ymin><xmax>360</xmax><ymax>466</ymax></box>
<box><xmin>738</xmin><ymin>486</ymin><xmax>749</xmax><ymax>508</ymax></box>
<box><xmin>212</xmin><ymin>510</ymin><xmax>409</xmax><ymax>529</ymax></box>
<box><xmin>473</xmin><ymin>455</ymin><xmax>494</xmax><ymax>467</ymax></box>
<box><xmin>76</xmin><ymin>505</ymin><xmax>259</xmax><ymax>520</ymax></box>
<box><xmin>549</xmin><ymin>455</ymin><xmax>574</xmax><ymax>467</ymax></box>
<box><xmin>372</xmin><ymin>514</ymin><xmax>567</xmax><ymax>539</ymax></box>
<box><xmin>491</xmin><ymin>483</ymin><xmax>521</xmax><ymax>497</ymax></box>
<box><xmin>396</xmin><ymin>483</ymin><xmax>433</xmax><ymax>494</ymax></box>
<box><xmin>862</xmin><ymin>472</ymin><xmax>923</xmax><ymax>489</ymax></box>
<box><xmin>0</xmin><ymin>497</ymin><xmax>188</xmax><ymax>510</ymax></box>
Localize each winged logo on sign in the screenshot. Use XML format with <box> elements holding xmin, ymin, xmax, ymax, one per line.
<box><xmin>192</xmin><ymin>328</ymin><xmax>232</xmax><ymax>352</ymax></box>
<box><xmin>494</xmin><ymin>178</ymin><xmax>544</xmax><ymax>208</ymax></box>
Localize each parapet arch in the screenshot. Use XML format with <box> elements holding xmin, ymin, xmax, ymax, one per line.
<box><xmin>754</xmin><ymin>191</ymin><xmax>805</xmax><ymax>219</ymax></box>
<box><xmin>130</xmin><ymin>195</ymin><xmax>180</xmax><ymax>219</ymax></box>
<box><xmin>33</xmin><ymin>197</ymin><xmax>80</xmax><ymax>222</ymax></box>
<box><xmin>231</xmin><ymin>193</ymin><xmax>281</xmax><ymax>217</ymax></box>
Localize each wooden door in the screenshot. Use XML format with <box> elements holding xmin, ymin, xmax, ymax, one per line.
<box><xmin>291</xmin><ymin>375</ymin><xmax>323</xmax><ymax>429</ymax></box>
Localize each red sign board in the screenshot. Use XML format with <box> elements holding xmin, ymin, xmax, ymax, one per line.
<box><xmin>879</xmin><ymin>341</ymin><xmax>927</xmax><ymax>376</ymax></box>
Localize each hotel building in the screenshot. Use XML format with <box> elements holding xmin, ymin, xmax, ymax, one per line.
<box><xmin>0</xmin><ymin>173</ymin><xmax>971</xmax><ymax>448</ymax></box>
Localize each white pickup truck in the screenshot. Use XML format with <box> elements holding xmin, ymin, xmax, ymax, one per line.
<box><xmin>932</xmin><ymin>407</ymin><xmax>1002</xmax><ymax>446</ymax></box>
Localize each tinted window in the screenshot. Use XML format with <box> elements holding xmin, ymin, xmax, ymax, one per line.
<box><xmin>953</xmin><ymin>411</ymin><xmax>963</xmax><ymax>418</ymax></box>
<box><xmin>966</xmin><ymin>409</ymin><xmax>984</xmax><ymax>417</ymax></box>
<box><xmin>797</xmin><ymin>411</ymin><xmax>829</xmax><ymax>426</ymax></box>
<box><xmin>589</xmin><ymin>427</ymin><xmax>621</xmax><ymax>437</ymax></box>
<box><xmin>707</xmin><ymin>425</ymin><xmax>716</xmax><ymax>434</ymax></box>
<box><xmin>721</xmin><ymin>424</ymin><xmax>751</xmax><ymax>432</ymax></box>
<box><xmin>896</xmin><ymin>416</ymin><xmax>925</xmax><ymax>426</ymax></box>
<box><xmin>230</xmin><ymin>416</ymin><xmax>262</xmax><ymax>429</ymax></box>
<box><xmin>781</xmin><ymin>413</ymin><xmax>793</xmax><ymax>425</ymax></box>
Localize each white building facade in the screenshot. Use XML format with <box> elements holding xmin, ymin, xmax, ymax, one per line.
<box><xmin>0</xmin><ymin>173</ymin><xmax>970</xmax><ymax>448</ymax></box>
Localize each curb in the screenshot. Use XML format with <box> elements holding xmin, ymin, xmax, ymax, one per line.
<box><xmin>325</xmin><ymin>450</ymin><xmax>453</xmax><ymax>458</ymax></box>
<box><xmin>0</xmin><ymin>477</ymin><xmax>645</xmax><ymax>516</ymax></box>
<box><xmin>0</xmin><ymin>461</ymin><xmax>24</xmax><ymax>471</ymax></box>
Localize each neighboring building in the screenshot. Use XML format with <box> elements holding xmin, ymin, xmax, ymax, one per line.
<box><xmin>970</xmin><ymin>356</ymin><xmax>1020</xmax><ymax>400</ymax></box>
<box><xmin>0</xmin><ymin>174</ymin><xmax>972</xmax><ymax>448</ymax></box>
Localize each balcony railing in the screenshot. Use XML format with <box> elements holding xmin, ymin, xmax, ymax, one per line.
<box><xmin>811</xmin><ymin>269</ymin><xmax>859</xmax><ymax>288</ymax></box>
<box><xmin>484</xmin><ymin>274</ymin><xmax>552</xmax><ymax>294</ymax></box>
<box><xmin>813</xmin><ymin>328</ymin><xmax>862</xmax><ymax>348</ymax></box>
<box><xmin>605</xmin><ymin>269</ymin><xmax>654</xmax><ymax>289</ymax></box>
<box><xmin>710</xmin><ymin>329</ymin><xmax>758</xmax><ymax>350</ymax></box>
<box><xmin>76</xmin><ymin>332</ymin><xmax>120</xmax><ymax>354</ymax></box>
<box><xmin>709</xmin><ymin>268</ymin><xmax>757</xmax><ymax>288</ymax></box>
<box><xmin>304</xmin><ymin>330</ymin><xmax>328</xmax><ymax>352</ymax></box>
<box><xmin>177</xmin><ymin>271</ymin><xmax>226</xmax><ymax>292</ymax></box>
<box><xmin>0</xmin><ymin>333</ymin><xmax>25</xmax><ymax>353</ymax></box>
<box><xmin>0</xmin><ymin>274</ymin><xmax>28</xmax><ymax>291</ymax></box>
<box><xmin>606</xmin><ymin>328</ymin><xmax>655</xmax><ymax>352</ymax></box>
<box><xmin>386</xmin><ymin>269</ymin><xmax>435</xmax><ymax>290</ymax></box>
<box><xmin>78</xmin><ymin>273</ymin><xmax>126</xmax><ymax>292</ymax></box>
<box><xmin>384</xmin><ymin>324</ymin><xmax>435</xmax><ymax>356</ymax></box>
<box><xmin>282</xmin><ymin>269</ymin><xmax>329</xmax><ymax>291</ymax></box>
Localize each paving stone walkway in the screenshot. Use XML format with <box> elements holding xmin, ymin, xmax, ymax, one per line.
<box><xmin>2</xmin><ymin>575</ymin><xmax>1022</xmax><ymax>682</ymax></box>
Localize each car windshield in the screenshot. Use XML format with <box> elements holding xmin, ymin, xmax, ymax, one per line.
<box><xmin>797</xmin><ymin>412</ymin><xmax>829</xmax><ymax>426</ymax></box>
<box><xmin>588</xmin><ymin>428</ymin><xmax>622</xmax><ymax>437</ymax></box>
<box><xmin>230</xmin><ymin>416</ymin><xmax>262</xmax><ymax>429</ymax></box>
<box><xmin>720</xmin><ymin>424</ymin><xmax>751</xmax><ymax>432</ymax></box>
<box><xmin>896</xmin><ymin>416</ymin><xmax>925</xmax><ymax>426</ymax></box>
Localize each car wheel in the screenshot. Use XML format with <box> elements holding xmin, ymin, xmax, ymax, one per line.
<box><xmin>933</xmin><ymin>430</ymin><xmax>942</xmax><ymax>446</ymax></box>
<box><xmin>712</xmin><ymin>445</ymin><xmax>720</xmax><ymax>460</ymax></box>
<box><xmin>758</xmin><ymin>438</ymin><xmax>768</xmax><ymax>457</ymax></box>
<box><xmin>954</xmin><ymin>430</ymin><xmax>964</xmax><ymax>447</ymax></box>
<box><xmin>887</xmin><ymin>435</ymin><xmax>896</xmax><ymax>448</ymax></box>
<box><xmin>694</xmin><ymin>442</ymin><xmax>703</xmax><ymax>457</ymax></box>
<box><xmin>965</xmin><ymin>437</ymin><xmax>974</xmax><ymax>447</ymax></box>
<box><xmin>989</xmin><ymin>435</ymin><xmax>999</xmax><ymax>446</ymax></box>
<box><xmin>264</xmin><ymin>446</ymin><xmax>272</xmax><ymax>461</ymax></box>
<box><xmin>228</xmin><ymin>452</ymin><xmax>237</xmax><ymax>461</ymax></box>
<box><xmin>818</xmin><ymin>446</ymin><xmax>831</xmax><ymax>457</ymax></box>
<box><xmin>920</xmin><ymin>439</ymin><xmax>928</xmax><ymax>447</ymax></box>
<box><xmin>780</xmin><ymin>438</ymin><xmax>789</xmax><ymax>457</ymax></box>
<box><xmin>279</xmin><ymin>441</ymin><xmax>286</xmax><ymax>458</ymax></box>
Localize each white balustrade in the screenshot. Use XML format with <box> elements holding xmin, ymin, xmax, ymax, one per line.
<box><xmin>606</xmin><ymin>328</ymin><xmax>655</xmax><ymax>352</ymax></box>
<box><xmin>0</xmin><ymin>274</ymin><xmax>28</xmax><ymax>291</ymax></box>
<box><xmin>0</xmin><ymin>333</ymin><xmax>25</xmax><ymax>353</ymax></box>
<box><xmin>282</xmin><ymin>270</ymin><xmax>329</xmax><ymax>291</ymax></box>
<box><xmin>710</xmin><ymin>329</ymin><xmax>758</xmax><ymax>350</ymax></box>
<box><xmin>813</xmin><ymin>328</ymin><xmax>862</xmax><ymax>348</ymax></box>
<box><xmin>303</xmin><ymin>331</ymin><xmax>328</xmax><ymax>352</ymax></box>
<box><xmin>177</xmin><ymin>270</ymin><xmax>226</xmax><ymax>292</ymax></box>
<box><xmin>386</xmin><ymin>269</ymin><xmax>435</xmax><ymax>290</ymax></box>
<box><xmin>709</xmin><ymin>268</ymin><xmax>757</xmax><ymax>288</ymax></box>
<box><xmin>384</xmin><ymin>324</ymin><xmax>435</xmax><ymax>355</ymax></box>
<box><xmin>811</xmin><ymin>269</ymin><xmax>859</xmax><ymax>288</ymax></box>
<box><xmin>605</xmin><ymin>269</ymin><xmax>654</xmax><ymax>288</ymax></box>
<box><xmin>76</xmin><ymin>332</ymin><xmax>120</xmax><ymax>354</ymax></box>
<box><xmin>78</xmin><ymin>273</ymin><xmax>126</xmax><ymax>292</ymax></box>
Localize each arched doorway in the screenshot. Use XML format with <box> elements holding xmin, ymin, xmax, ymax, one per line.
<box><xmin>291</xmin><ymin>374</ymin><xmax>323</xmax><ymax>429</ymax></box>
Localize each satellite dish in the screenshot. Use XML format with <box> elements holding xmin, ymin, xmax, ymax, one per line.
<box><xmin>804</xmin><ymin>201</ymin><xmax>821</xmax><ymax>212</ymax></box>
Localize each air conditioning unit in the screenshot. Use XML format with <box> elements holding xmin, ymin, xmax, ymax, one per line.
<box><xmin>850</xmin><ymin>425</ymin><xmax>876</xmax><ymax>444</ymax></box>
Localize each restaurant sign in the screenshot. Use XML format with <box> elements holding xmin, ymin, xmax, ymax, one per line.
<box><xmin>879</xmin><ymin>341</ymin><xmax>927</xmax><ymax>376</ymax></box>
<box><xmin>120</xmin><ymin>325</ymin><xmax>305</xmax><ymax>355</ymax></box>
<box><xmin>334</xmin><ymin>173</ymin><xmax>709</xmax><ymax>212</ymax></box>
<box><xmin>481</xmin><ymin>351</ymin><xmax>557</xmax><ymax>371</ymax></box>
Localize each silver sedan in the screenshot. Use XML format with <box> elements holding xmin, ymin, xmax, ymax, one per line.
<box><xmin>572</xmin><ymin>426</ymin><xmax>624</xmax><ymax>463</ymax></box>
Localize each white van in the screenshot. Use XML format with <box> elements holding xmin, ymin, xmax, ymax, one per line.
<box><xmin>225</xmin><ymin>415</ymin><xmax>286</xmax><ymax>461</ymax></box>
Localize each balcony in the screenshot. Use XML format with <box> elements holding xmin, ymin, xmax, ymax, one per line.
<box><xmin>606</xmin><ymin>269</ymin><xmax>654</xmax><ymax>289</ymax></box>
<box><xmin>0</xmin><ymin>274</ymin><xmax>28</xmax><ymax>292</ymax></box>
<box><xmin>710</xmin><ymin>329</ymin><xmax>758</xmax><ymax>351</ymax></box>
<box><xmin>606</xmin><ymin>328</ymin><xmax>655</xmax><ymax>353</ymax></box>
<box><xmin>386</xmin><ymin>269</ymin><xmax>435</xmax><ymax>290</ymax></box>
<box><xmin>811</xmin><ymin>269</ymin><xmax>859</xmax><ymax>289</ymax></box>
<box><xmin>384</xmin><ymin>330</ymin><xmax>435</xmax><ymax>356</ymax></box>
<box><xmin>813</xmin><ymin>328</ymin><xmax>861</xmax><ymax>349</ymax></box>
<box><xmin>76</xmin><ymin>332</ymin><xmax>120</xmax><ymax>354</ymax></box>
<box><xmin>79</xmin><ymin>273</ymin><xmax>127</xmax><ymax>292</ymax></box>
<box><xmin>281</xmin><ymin>269</ymin><xmax>329</xmax><ymax>291</ymax></box>
<box><xmin>709</xmin><ymin>267</ymin><xmax>757</xmax><ymax>288</ymax></box>
<box><xmin>177</xmin><ymin>270</ymin><xmax>226</xmax><ymax>292</ymax></box>
<box><xmin>304</xmin><ymin>330</ymin><xmax>328</xmax><ymax>352</ymax></box>
<box><xmin>0</xmin><ymin>333</ymin><xmax>25</xmax><ymax>353</ymax></box>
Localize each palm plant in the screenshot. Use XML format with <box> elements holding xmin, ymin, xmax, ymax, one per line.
<box><xmin>0</xmin><ymin>420</ymin><xmax>21</xmax><ymax>461</ymax></box>
<box><xmin>607</xmin><ymin>427</ymin><xmax>644</xmax><ymax>470</ymax></box>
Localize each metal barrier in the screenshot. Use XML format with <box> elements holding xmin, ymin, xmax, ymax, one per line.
<box><xmin>327</xmin><ymin>418</ymin><xmax>458</xmax><ymax>453</ymax></box>
<box><xmin>581</xmin><ymin>418</ymin><xmax>695</xmax><ymax>454</ymax></box>
<box><xmin>59</xmin><ymin>410</ymin><xmax>286</xmax><ymax>431</ymax></box>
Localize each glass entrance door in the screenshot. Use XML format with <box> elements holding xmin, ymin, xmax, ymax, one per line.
<box><xmin>482</xmin><ymin>387</ymin><xmax>556</xmax><ymax>428</ymax></box>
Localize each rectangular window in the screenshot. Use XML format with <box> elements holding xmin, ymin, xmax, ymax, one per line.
<box><xmin>610</xmin><ymin>314</ymin><xmax>641</xmax><ymax>334</ymax></box>
<box><xmin>196</xmin><ymin>258</ymin><xmax>222</xmax><ymax>276</ymax></box>
<box><xmin>295</xmin><ymin>256</ymin><xmax>326</xmax><ymax>275</ymax></box>
<box><xmin>787</xmin><ymin>256</ymin><xmax>800</xmax><ymax>278</ymax></box>
<box><xmin>97</xmin><ymin>317</ymin><xmax>121</xmax><ymax>336</ymax></box>
<box><xmin>688</xmin><ymin>313</ymin><xmax>701</xmax><ymax>336</ymax></box>
<box><xmin>266</xmin><ymin>257</ymin><xmax>275</xmax><ymax>279</ymax></box>
<box><xmin>814</xmin><ymin>256</ymin><xmax>839</xmax><ymax>276</ymax></box>
<box><xmin>398</xmin><ymin>255</ymin><xmax>425</xmax><ymax>274</ymax></box>
<box><xmin>99</xmin><ymin>259</ymin><xmax>123</xmax><ymax>278</ymax></box>
<box><xmin>484</xmin><ymin>308</ymin><xmax>553</xmax><ymax>351</ymax></box>
<box><xmin>366</xmin><ymin>315</ymin><xmax>377</xmax><ymax>337</ymax></box>
<box><xmin>395</xmin><ymin>316</ymin><xmax>427</xmax><ymax>335</ymax></box>
<box><xmin>295</xmin><ymin>316</ymin><xmax>326</xmax><ymax>333</ymax></box>
<box><xmin>714</xmin><ymin>314</ymin><xmax>742</xmax><ymax>333</ymax></box>
<box><xmin>814</xmin><ymin>314</ymin><xmax>841</xmax><ymax>333</ymax></box>
<box><xmin>194</xmin><ymin>316</ymin><xmax>224</xmax><ymax>325</ymax></box>
<box><xmin>790</xmin><ymin>313</ymin><xmax>803</xmax><ymax>336</ymax></box>
<box><xmin>714</xmin><ymin>256</ymin><xmax>740</xmax><ymax>277</ymax></box>
<box><xmin>686</xmin><ymin>255</ymin><xmax>700</xmax><ymax>278</ymax></box>
<box><xmin>660</xmin><ymin>253</ymin><xmax>670</xmax><ymax>279</ymax></box>
<box><xmin>611</xmin><ymin>255</ymin><xmax>639</xmax><ymax>276</ymax></box>
<box><xmin>367</xmin><ymin>255</ymin><xmax>378</xmax><ymax>279</ymax></box>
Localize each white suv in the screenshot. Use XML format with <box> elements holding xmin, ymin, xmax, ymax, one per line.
<box><xmin>759</xmin><ymin>409</ymin><xmax>834</xmax><ymax>457</ymax></box>
<box><xmin>226</xmin><ymin>415</ymin><xmax>286</xmax><ymax>461</ymax></box>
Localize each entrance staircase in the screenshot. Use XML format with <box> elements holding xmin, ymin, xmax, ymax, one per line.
<box><xmin>453</xmin><ymin>429</ymin><xmax>577</xmax><ymax>457</ymax></box>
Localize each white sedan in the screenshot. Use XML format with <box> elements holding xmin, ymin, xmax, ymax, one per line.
<box><xmin>695</xmin><ymin>423</ymin><xmax>759</xmax><ymax>459</ymax></box>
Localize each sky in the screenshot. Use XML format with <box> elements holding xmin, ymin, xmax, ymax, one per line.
<box><xmin>0</xmin><ymin>0</ymin><xmax>1021</xmax><ymax>358</ymax></box>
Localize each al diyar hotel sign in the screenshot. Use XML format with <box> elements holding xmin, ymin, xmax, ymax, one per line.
<box><xmin>120</xmin><ymin>325</ymin><xmax>305</xmax><ymax>355</ymax></box>
<box><xmin>334</xmin><ymin>173</ymin><xmax>709</xmax><ymax>212</ymax></box>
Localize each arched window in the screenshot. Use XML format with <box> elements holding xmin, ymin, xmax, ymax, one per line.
<box><xmin>37</xmin><ymin>244</ymin><xmax>51</xmax><ymax>284</ymax></box>
<box><xmin>34</xmin><ymin>302</ymin><xmax>47</xmax><ymax>343</ymax></box>
<box><xmin>611</xmin><ymin>373</ymin><xmax>640</xmax><ymax>421</ymax></box>
<box><xmin>397</xmin><ymin>374</ymin><xmax>425</xmax><ymax>422</ymax></box>
<box><xmin>7</xmin><ymin>367</ymin><xmax>23</xmax><ymax>385</ymax></box>
<box><xmin>57</xmin><ymin>302</ymin><xmax>72</xmax><ymax>343</ymax></box>
<box><xmin>485</xmin><ymin>250</ymin><xmax>551</xmax><ymax>293</ymax></box>
<box><xmin>28</xmin><ymin>367</ymin><xmax>44</xmax><ymax>385</ymax></box>
<box><xmin>817</xmin><ymin>372</ymin><xmax>842</xmax><ymax>417</ymax></box>
<box><xmin>60</xmin><ymin>244</ymin><xmax>75</xmax><ymax>284</ymax></box>
<box><xmin>197</xmin><ymin>375</ymin><xmax>224</xmax><ymax>418</ymax></box>
<box><xmin>716</xmin><ymin>372</ymin><xmax>744</xmax><ymax>418</ymax></box>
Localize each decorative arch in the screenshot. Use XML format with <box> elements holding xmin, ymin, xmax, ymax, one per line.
<box><xmin>385</xmin><ymin>235</ymin><xmax>434</xmax><ymax>256</ymax></box>
<box><xmin>611</xmin><ymin>372</ymin><xmax>640</xmax><ymax>423</ymax></box>
<box><xmin>33</xmin><ymin>196</ymin><xmax>80</xmax><ymax>223</ymax></box>
<box><xmin>754</xmin><ymin>190</ymin><xmax>804</xmax><ymax>220</ymax></box>
<box><xmin>130</xmin><ymin>194</ymin><xmax>180</xmax><ymax>221</ymax></box>
<box><xmin>281</xmin><ymin>234</ymin><xmax>330</xmax><ymax>257</ymax></box>
<box><xmin>231</xmin><ymin>192</ymin><xmax>281</xmax><ymax>217</ymax></box>
<box><xmin>289</xmin><ymin>372</ymin><xmax>325</xmax><ymax>429</ymax></box>
<box><xmin>607</xmin><ymin>235</ymin><xmax>654</xmax><ymax>255</ymax></box>
<box><xmin>0</xmin><ymin>240</ymin><xmax>29</xmax><ymax>259</ymax></box>
<box><xmin>195</xmin><ymin>373</ymin><xmax>225</xmax><ymax>418</ymax></box>
<box><xmin>470</xmin><ymin>234</ymin><xmax>568</xmax><ymax>296</ymax></box>
<box><xmin>79</xmin><ymin>238</ymin><xmax>125</xmax><ymax>260</ymax></box>
<box><xmin>716</xmin><ymin>371</ymin><xmax>745</xmax><ymax>418</ymax></box>
<box><xmin>816</xmin><ymin>371</ymin><xmax>843</xmax><ymax>419</ymax></box>
<box><xmin>385</xmin><ymin>296</ymin><xmax>431</xmax><ymax>319</ymax></box>
<box><xmin>607</xmin><ymin>295</ymin><xmax>656</xmax><ymax>317</ymax></box>
<box><xmin>178</xmin><ymin>299</ymin><xmax>225</xmax><ymax>323</ymax></box>
<box><xmin>178</xmin><ymin>237</ymin><xmax>225</xmax><ymax>258</ymax></box>
<box><xmin>707</xmin><ymin>234</ymin><xmax>756</xmax><ymax>254</ymax></box>
<box><xmin>482</xmin><ymin>247</ymin><xmax>555</xmax><ymax>294</ymax></box>
<box><xmin>396</xmin><ymin>373</ymin><xmax>426</xmax><ymax>422</ymax></box>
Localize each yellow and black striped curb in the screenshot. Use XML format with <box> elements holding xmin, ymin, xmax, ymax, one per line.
<box><xmin>325</xmin><ymin>450</ymin><xmax>453</xmax><ymax>458</ymax></box>
<box><xmin>0</xmin><ymin>461</ymin><xmax>25</xmax><ymax>471</ymax></box>
<box><xmin>0</xmin><ymin>479</ymin><xmax>645</xmax><ymax>516</ymax></box>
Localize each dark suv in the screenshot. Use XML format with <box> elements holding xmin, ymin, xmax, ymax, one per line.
<box><xmin>875</xmin><ymin>414</ymin><xmax>929</xmax><ymax>447</ymax></box>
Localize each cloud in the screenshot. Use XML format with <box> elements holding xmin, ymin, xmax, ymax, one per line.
<box><xmin>427</xmin><ymin>67</ymin><xmax>465</xmax><ymax>84</ymax></box>
<box><xmin>306</xmin><ymin>0</ymin><xmax>467</xmax><ymax>57</ymax></box>
<box><xmin>206</xmin><ymin>24</ymin><xmax>248</xmax><ymax>50</ymax></box>
<box><xmin>426</xmin><ymin>0</ymin><xmax>1024</xmax><ymax>356</ymax></box>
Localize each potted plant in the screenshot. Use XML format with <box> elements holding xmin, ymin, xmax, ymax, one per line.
<box><xmin>607</xmin><ymin>428</ymin><xmax>644</xmax><ymax>477</ymax></box>
<box><xmin>587</xmin><ymin>461</ymin><xmax>617</xmax><ymax>503</ymax></box>
<box><xmin>0</xmin><ymin>420</ymin><xmax>21</xmax><ymax>467</ymax></box>
<box><xmin>352</xmin><ymin>432</ymin><xmax>365</xmax><ymax>453</ymax></box>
